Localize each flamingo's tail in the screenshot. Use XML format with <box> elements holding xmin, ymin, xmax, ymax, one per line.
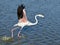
<box><xmin>13</xmin><ymin>24</ymin><xmax>18</xmax><ymax>27</ymax></box>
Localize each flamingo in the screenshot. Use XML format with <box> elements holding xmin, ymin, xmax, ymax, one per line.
<box><xmin>11</xmin><ymin>4</ymin><xmax>44</xmax><ymax>38</ymax></box>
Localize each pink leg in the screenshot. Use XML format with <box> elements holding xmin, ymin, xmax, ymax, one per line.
<box><xmin>11</xmin><ymin>27</ymin><xmax>19</xmax><ymax>38</ymax></box>
<box><xmin>18</xmin><ymin>27</ymin><xmax>22</xmax><ymax>38</ymax></box>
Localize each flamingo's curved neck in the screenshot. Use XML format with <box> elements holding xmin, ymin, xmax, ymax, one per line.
<box><xmin>32</xmin><ymin>15</ymin><xmax>38</xmax><ymax>25</ymax></box>
<box><xmin>27</xmin><ymin>14</ymin><xmax>44</xmax><ymax>26</ymax></box>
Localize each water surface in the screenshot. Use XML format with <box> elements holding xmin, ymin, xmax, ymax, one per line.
<box><xmin>0</xmin><ymin>0</ymin><xmax>60</xmax><ymax>45</ymax></box>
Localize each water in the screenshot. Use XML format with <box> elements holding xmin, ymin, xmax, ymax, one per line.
<box><xmin>0</xmin><ymin>0</ymin><xmax>60</xmax><ymax>45</ymax></box>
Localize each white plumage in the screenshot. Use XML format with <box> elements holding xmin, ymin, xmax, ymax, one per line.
<box><xmin>14</xmin><ymin>14</ymin><xmax>44</xmax><ymax>28</ymax></box>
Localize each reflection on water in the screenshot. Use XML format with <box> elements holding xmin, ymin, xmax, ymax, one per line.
<box><xmin>0</xmin><ymin>0</ymin><xmax>60</xmax><ymax>45</ymax></box>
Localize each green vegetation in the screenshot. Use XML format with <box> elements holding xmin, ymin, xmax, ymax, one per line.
<box><xmin>0</xmin><ymin>36</ymin><xmax>14</xmax><ymax>42</ymax></box>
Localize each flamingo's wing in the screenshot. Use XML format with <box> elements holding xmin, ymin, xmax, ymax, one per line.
<box><xmin>17</xmin><ymin>6</ymin><xmax>23</xmax><ymax>20</ymax></box>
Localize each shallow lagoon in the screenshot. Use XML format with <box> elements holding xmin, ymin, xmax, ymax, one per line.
<box><xmin>0</xmin><ymin>0</ymin><xmax>60</xmax><ymax>45</ymax></box>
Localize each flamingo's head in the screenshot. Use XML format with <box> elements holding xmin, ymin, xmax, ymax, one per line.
<box><xmin>36</xmin><ymin>14</ymin><xmax>44</xmax><ymax>18</ymax></box>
